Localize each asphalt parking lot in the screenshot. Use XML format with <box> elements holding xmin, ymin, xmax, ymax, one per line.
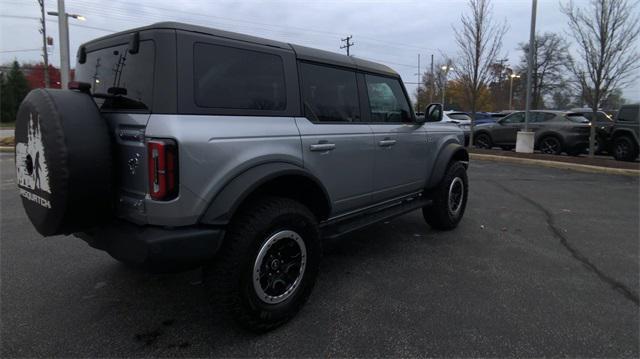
<box><xmin>1</xmin><ymin>152</ymin><xmax>638</xmax><ymax>357</ymax></box>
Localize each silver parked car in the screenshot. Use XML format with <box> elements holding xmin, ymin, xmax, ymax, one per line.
<box><xmin>473</xmin><ymin>110</ymin><xmax>591</xmax><ymax>155</ymax></box>
<box><xmin>14</xmin><ymin>22</ymin><xmax>469</xmax><ymax>332</ymax></box>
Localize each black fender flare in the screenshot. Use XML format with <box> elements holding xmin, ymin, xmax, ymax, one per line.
<box><xmin>199</xmin><ymin>162</ymin><xmax>331</xmax><ymax>225</ymax></box>
<box><xmin>426</xmin><ymin>142</ymin><xmax>469</xmax><ymax>189</ymax></box>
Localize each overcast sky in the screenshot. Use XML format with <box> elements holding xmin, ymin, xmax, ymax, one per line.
<box><xmin>1</xmin><ymin>0</ymin><xmax>638</xmax><ymax>102</ymax></box>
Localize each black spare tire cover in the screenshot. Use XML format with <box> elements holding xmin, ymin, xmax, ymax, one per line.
<box><xmin>15</xmin><ymin>89</ymin><xmax>112</xmax><ymax>236</ymax></box>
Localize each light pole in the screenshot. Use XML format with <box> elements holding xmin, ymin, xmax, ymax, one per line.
<box><xmin>508</xmin><ymin>73</ymin><xmax>520</xmax><ymax>110</ymax></box>
<box><xmin>441</xmin><ymin>65</ymin><xmax>453</xmax><ymax>108</ymax></box>
<box><xmin>47</xmin><ymin>1</ymin><xmax>85</xmax><ymax>90</ymax></box>
<box><xmin>516</xmin><ymin>0</ymin><xmax>537</xmax><ymax>154</ymax></box>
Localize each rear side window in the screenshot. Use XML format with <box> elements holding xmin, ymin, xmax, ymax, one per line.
<box><xmin>194</xmin><ymin>43</ymin><xmax>286</xmax><ymax>110</ymax></box>
<box><xmin>300</xmin><ymin>63</ymin><xmax>360</xmax><ymax>122</ymax></box>
<box><xmin>566</xmin><ymin>114</ymin><xmax>589</xmax><ymax>123</ymax></box>
<box><xmin>532</xmin><ymin>112</ymin><xmax>556</xmax><ymax>122</ymax></box>
<box><xmin>365</xmin><ymin>75</ymin><xmax>412</xmax><ymax>122</ymax></box>
<box><xmin>75</xmin><ymin>40</ymin><xmax>155</xmax><ymax>111</ymax></box>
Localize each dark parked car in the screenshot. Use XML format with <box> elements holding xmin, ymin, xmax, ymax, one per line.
<box><xmin>474</xmin><ymin>112</ymin><xmax>507</xmax><ymax>125</ymax></box>
<box><xmin>570</xmin><ymin>108</ymin><xmax>615</xmax><ymax>153</ymax></box>
<box><xmin>610</xmin><ymin>104</ymin><xmax>639</xmax><ymax>161</ymax></box>
<box><xmin>473</xmin><ymin>110</ymin><xmax>591</xmax><ymax>155</ymax></box>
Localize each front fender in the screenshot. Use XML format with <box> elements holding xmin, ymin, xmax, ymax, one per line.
<box><xmin>426</xmin><ymin>142</ymin><xmax>469</xmax><ymax>189</ymax></box>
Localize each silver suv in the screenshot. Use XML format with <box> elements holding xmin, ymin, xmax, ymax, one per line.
<box><xmin>14</xmin><ymin>22</ymin><xmax>468</xmax><ymax>331</ymax></box>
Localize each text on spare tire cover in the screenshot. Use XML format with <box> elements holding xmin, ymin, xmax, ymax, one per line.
<box><xmin>16</xmin><ymin>113</ymin><xmax>52</xmax><ymax>209</ymax></box>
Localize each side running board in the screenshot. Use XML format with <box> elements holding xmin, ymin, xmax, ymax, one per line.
<box><xmin>320</xmin><ymin>195</ymin><xmax>432</xmax><ymax>240</ymax></box>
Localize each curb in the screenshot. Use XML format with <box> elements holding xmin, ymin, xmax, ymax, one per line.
<box><xmin>0</xmin><ymin>146</ymin><xmax>14</xmax><ymax>153</ymax></box>
<box><xmin>470</xmin><ymin>153</ymin><xmax>640</xmax><ymax>176</ymax></box>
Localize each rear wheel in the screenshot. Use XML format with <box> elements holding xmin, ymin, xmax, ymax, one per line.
<box><xmin>613</xmin><ymin>135</ymin><xmax>639</xmax><ymax>161</ymax></box>
<box><xmin>204</xmin><ymin>196</ymin><xmax>321</xmax><ymax>332</ymax></box>
<box><xmin>422</xmin><ymin>162</ymin><xmax>468</xmax><ymax>230</ymax></box>
<box><xmin>475</xmin><ymin>133</ymin><xmax>492</xmax><ymax>149</ymax></box>
<box><xmin>538</xmin><ymin>136</ymin><xmax>562</xmax><ymax>155</ymax></box>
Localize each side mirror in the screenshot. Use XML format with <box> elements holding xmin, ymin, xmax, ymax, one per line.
<box><xmin>424</xmin><ymin>103</ymin><xmax>443</xmax><ymax>122</ymax></box>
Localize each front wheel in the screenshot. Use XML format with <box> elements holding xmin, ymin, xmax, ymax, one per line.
<box><xmin>422</xmin><ymin>162</ymin><xmax>468</xmax><ymax>230</ymax></box>
<box><xmin>204</xmin><ymin>196</ymin><xmax>321</xmax><ymax>332</ymax></box>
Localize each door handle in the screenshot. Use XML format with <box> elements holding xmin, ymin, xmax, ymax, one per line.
<box><xmin>378</xmin><ymin>139</ymin><xmax>397</xmax><ymax>147</ymax></box>
<box><xmin>309</xmin><ymin>143</ymin><xmax>336</xmax><ymax>152</ymax></box>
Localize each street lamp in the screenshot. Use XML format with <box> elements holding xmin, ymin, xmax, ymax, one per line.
<box><xmin>441</xmin><ymin>65</ymin><xmax>453</xmax><ymax>108</ymax></box>
<box><xmin>508</xmin><ymin>73</ymin><xmax>521</xmax><ymax>110</ymax></box>
<box><xmin>47</xmin><ymin>11</ymin><xmax>85</xmax><ymax>20</ymax></box>
<box><xmin>47</xmin><ymin>1</ymin><xmax>85</xmax><ymax>90</ymax></box>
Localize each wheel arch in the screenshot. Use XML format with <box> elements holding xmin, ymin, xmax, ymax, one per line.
<box><xmin>200</xmin><ymin>162</ymin><xmax>332</xmax><ymax>226</ymax></box>
<box><xmin>535</xmin><ymin>131</ymin><xmax>564</xmax><ymax>149</ymax></box>
<box><xmin>426</xmin><ymin>142</ymin><xmax>469</xmax><ymax>189</ymax></box>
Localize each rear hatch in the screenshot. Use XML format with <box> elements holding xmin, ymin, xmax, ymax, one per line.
<box><xmin>74</xmin><ymin>37</ymin><xmax>156</xmax><ymax>223</ymax></box>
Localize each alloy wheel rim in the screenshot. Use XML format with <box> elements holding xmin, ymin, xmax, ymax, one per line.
<box><xmin>541</xmin><ymin>138</ymin><xmax>559</xmax><ymax>154</ymax></box>
<box><xmin>448</xmin><ymin>177</ymin><xmax>464</xmax><ymax>215</ymax></box>
<box><xmin>253</xmin><ymin>230</ymin><xmax>307</xmax><ymax>304</ymax></box>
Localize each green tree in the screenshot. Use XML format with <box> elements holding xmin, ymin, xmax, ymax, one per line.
<box><xmin>1</xmin><ymin>61</ymin><xmax>31</xmax><ymax>123</ymax></box>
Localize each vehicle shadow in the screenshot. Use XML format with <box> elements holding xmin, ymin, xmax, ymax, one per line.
<box><xmin>74</xmin><ymin>212</ymin><xmax>451</xmax><ymax>356</ymax></box>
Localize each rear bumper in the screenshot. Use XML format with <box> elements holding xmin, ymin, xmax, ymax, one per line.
<box><xmin>76</xmin><ymin>220</ymin><xmax>225</xmax><ymax>266</ymax></box>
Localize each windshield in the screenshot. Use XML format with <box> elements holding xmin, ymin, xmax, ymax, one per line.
<box><xmin>75</xmin><ymin>40</ymin><xmax>155</xmax><ymax>111</ymax></box>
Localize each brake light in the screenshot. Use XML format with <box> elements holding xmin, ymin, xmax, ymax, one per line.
<box><xmin>147</xmin><ymin>139</ymin><xmax>178</xmax><ymax>201</ymax></box>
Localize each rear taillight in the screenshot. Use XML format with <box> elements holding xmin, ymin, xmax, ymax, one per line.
<box><xmin>147</xmin><ymin>139</ymin><xmax>178</xmax><ymax>201</ymax></box>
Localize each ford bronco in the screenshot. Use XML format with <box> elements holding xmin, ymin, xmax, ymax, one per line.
<box><xmin>15</xmin><ymin>22</ymin><xmax>468</xmax><ymax>331</ymax></box>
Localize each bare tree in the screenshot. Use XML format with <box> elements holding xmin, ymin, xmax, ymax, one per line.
<box><xmin>561</xmin><ymin>0</ymin><xmax>640</xmax><ymax>156</ymax></box>
<box><xmin>453</xmin><ymin>0</ymin><xmax>508</xmax><ymax>147</ymax></box>
<box><xmin>517</xmin><ymin>33</ymin><xmax>571</xmax><ymax>109</ymax></box>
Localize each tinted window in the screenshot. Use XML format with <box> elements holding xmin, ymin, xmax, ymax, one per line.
<box><xmin>502</xmin><ymin>112</ymin><xmax>524</xmax><ymax>123</ymax></box>
<box><xmin>75</xmin><ymin>40</ymin><xmax>155</xmax><ymax>111</ymax></box>
<box><xmin>194</xmin><ymin>43</ymin><xmax>286</xmax><ymax>110</ymax></box>
<box><xmin>617</xmin><ymin>106</ymin><xmax>639</xmax><ymax>122</ymax></box>
<box><xmin>300</xmin><ymin>63</ymin><xmax>359</xmax><ymax>122</ymax></box>
<box><xmin>365</xmin><ymin>75</ymin><xmax>412</xmax><ymax>122</ymax></box>
<box><xmin>566</xmin><ymin>114</ymin><xmax>589</xmax><ymax>123</ymax></box>
<box><xmin>531</xmin><ymin>112</ymin><xmax>555</xmax><ymax>122</ymax></box>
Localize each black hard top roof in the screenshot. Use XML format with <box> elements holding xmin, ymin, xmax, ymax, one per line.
<box><xmin>82</xmin><ymin>21</ymin><xmax>399</xmax><ymax>77</ymax></box>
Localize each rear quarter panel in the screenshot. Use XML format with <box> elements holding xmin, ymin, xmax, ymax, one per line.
<box><xmin>144</xmin><ymin>115</ymin><xmax>302</xmax><ymax>226</ymax></box>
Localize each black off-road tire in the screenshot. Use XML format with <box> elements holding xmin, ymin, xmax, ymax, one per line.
<box><xmin>422</xmin><ymin>162</ymin><xmax>468</xmax><ymax>230</ymax></box>
<box><xmin>204</xmin><ymin>196</ymin><xmax>321</xmax><ymax>332</ymax></box>
<box><xmin>613</xmin><ymin>135</ymin><xmax>639</xmax><ymax>162</ymax></box>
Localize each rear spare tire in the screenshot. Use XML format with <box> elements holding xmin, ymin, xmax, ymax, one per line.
<box><xmin>15</xmin><ymin>89</ymin><xmax>112</xmax><ymax>236</ymax></box>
